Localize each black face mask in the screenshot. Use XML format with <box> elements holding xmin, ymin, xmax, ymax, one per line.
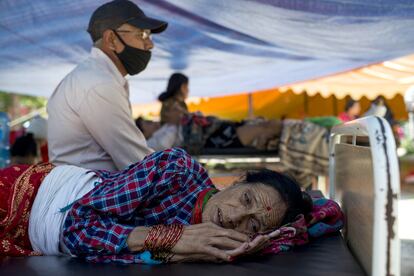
<box><xmin>113</xmin><ymin>31</ymin><xmax>151</xmax><ymax>75</ymax></box>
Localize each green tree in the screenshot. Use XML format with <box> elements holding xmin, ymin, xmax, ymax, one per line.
<box><xmin>0</xmin><ymin>91</ymin><xmax>47</xmax><ymax>120</ymax></box>
<box><xmin>0</xmin><ymin>92</ymin><xmax>13</xmax><ymax>113</ymax></box>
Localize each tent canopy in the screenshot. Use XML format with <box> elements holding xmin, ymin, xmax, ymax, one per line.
<box><xmin>280</xmin><ymin>54</ymin><xmax>414</xmax><ymax>100</ymax></box>
<box><xmin>184</xmin><ymin>90</ymin><xmax>408</xmax><ymax>121</ymax></box>
<box><xmin>132</xmin><ymin>89</ymin><xmax>407</xmax><ymax>122</ymax></box>
<box><xmin>1</xmin><ymin>0</ymin><xmax>414</xmax><ymax>103</ymax></box>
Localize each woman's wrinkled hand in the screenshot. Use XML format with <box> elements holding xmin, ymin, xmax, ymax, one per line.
<box><xmin>169</xmin><ymin>222</ymin><xmax>250</xmax><ymax>263</ymax></box>
<box><xmin>224</xmin><ymin>229</ymin><xmax>282</xmax><ymax>259</ymax></box>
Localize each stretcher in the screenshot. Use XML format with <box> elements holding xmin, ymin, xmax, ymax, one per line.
<box><xmin>196</xmin><ymin>148</ymin><xmax>280</xmax><ymax>166</ymax></box>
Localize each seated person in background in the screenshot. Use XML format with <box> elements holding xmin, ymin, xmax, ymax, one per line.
<box><xmin>364</xmin><ymin>96</ymin><xmax>396</xmax><ymax>125</ymax></box>
<box><xmin>0</xmin><ymin>148</ymin><xmax>313</xmax><ymax>263</ymax></box>
<box><xmin>47</xmin><ymin>0</ymin><xmax>160</xmax><ymax>171</ymax></box>
<box><xmin>10</xmin><ymin>133</ymin><xmax>38</xmax><ymax>165</ymax></box>
<box><xmin>338</xmin><ymin>99</ymin><xmax>360</xmax><ymax>123</ymax></box>
<box><xmin>136</xmin><ymin>116</ymin><xmax>282</xmax><ymax>152</ymax></box>
<box><xmin>158</xmin><ymin>73</ymin><xmax>189</xmax><ymax>125</ymax></box>
<box><xmin>364</xmin><ymin>95</ymin><xmax>400</xmax><ymax>145</ymax></box>
<box><xmin>26</xmin><ymin>116</ymin><xmax>49</xmax><ymax>162</ymax></box>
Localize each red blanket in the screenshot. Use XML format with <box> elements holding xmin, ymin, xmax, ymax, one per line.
<box><xmin>0</xmin><ymin>163</ymin><xmax>54</xmax><ymax>256</ymax></box>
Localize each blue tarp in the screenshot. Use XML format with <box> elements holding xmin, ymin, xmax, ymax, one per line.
<box><xmin>1</xmin><ymin>0</ymin><xmax>414</xmax><ymax>103</ymax></box>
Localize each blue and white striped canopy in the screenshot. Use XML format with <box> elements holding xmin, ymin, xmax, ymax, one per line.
<box><xmin>1</xmin><ymin>0</ymin><xmax>414</xmax><ymax>103</ymax></box>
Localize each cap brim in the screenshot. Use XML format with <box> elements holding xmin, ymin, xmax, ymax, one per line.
<box><xmin>127</xmin><ymin>16</ymin><xmax>168</xmax><ymax>34</ymax></box>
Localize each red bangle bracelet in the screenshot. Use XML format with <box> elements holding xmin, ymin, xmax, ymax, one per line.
<box><xmin>143</xmin><ymin>224</ymin><xmax>184</xmax><ymax>262</ymax></box>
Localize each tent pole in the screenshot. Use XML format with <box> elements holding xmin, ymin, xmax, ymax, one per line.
<box><xmin>408</xmin><ymin>112</ymin><xmax>414</xmax><ymax>141</ymax></box>
<box><xmin>304</xmin><ymin>91</ymin><xmax>309</xmax><ymax>117</ymax></box>
<box><xmin>248</xmin><ymin>93</ymin><xmax>254</xmax><ymax>119</ymax></box>
<box><xmin>333</xmin><ymin>96</ymin><xmax>338</xmax><ymax>116</ymax></box>
<box><xmin>405</xmin><ymin>86</ymin><xmax>414</xmax><ymax>141</ymax></box>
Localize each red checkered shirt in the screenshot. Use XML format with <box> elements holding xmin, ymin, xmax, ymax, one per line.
<box><xmin>62</xmin><ymin>148</ymin><xmax>214</xmax><ymax>263</ymax></box>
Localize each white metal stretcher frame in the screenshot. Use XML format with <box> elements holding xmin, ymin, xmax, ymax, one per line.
<box><xmin>329</xmin><ymin>116</ymin><xmax>400</xmax><ymax>276</ymax></box>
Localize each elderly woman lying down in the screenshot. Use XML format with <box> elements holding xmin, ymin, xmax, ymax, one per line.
<box><xmin>0</xmin><ymin>148</ymin><xmax>341</xmax><ymax>264</ymax></box>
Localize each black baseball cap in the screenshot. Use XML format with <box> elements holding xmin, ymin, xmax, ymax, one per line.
<box><xmin>87</xmin><ymin>0</ymin><xmax>168</xmax><ymax>42</ymax></box>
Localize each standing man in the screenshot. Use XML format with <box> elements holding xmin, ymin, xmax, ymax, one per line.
<box><xmin>47</xmin><ymin>0</ymin><xmax>168</xmax><ymax>171</ymax></box>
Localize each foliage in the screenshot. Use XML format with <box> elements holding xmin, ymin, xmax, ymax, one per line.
<box><xmin>0</xmin><ymin>92</ymin><xmax>13</xmax><ymax>112</ymax></box>
<box><xmin>0</xmin><ymin>91</ymin><xmax>47</xmax><ymax>114</ymax></box>
<box><xmin>401</xmin><ymin>137</ymin><xmax>414</xmax><ymax>154</ymax></box>
<box><xmin>19</xmin><ymin>94</ymin><xmax>47</xmax><ymax>109</ymax></box>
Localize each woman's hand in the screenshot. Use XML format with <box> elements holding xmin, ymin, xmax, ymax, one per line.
<box><xmin>170</xmin><ymin>222</ymin><xmax>250</xmax><ymax>263</ymax></box>
<box><xmin>127</xmin><ymin>224</ymin><xmax>283</xmax><ymax>263</ymax></box>
<box><xmin>225</xmin><ymin>229</ymin><xmax>282</xmax><ymax>259</ymax></box>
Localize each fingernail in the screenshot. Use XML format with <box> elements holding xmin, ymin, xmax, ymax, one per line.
<box><xmin>229</xmin><ymin>256</ymin><xmax>234</xmax><ymax>262</ymax></box>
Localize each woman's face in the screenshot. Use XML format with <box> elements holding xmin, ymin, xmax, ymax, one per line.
<box><xmin>202</xmin><ymin>183</ymin><xmax>287</xmax><ymax>234</ymax></box>
<box><xmin>348</xmin><ymin>102</ymin><xmax>361</xmax><ymax>117</ymax></box>
<box><xmin>180</xmin><ymin>82</ymin><xmax>189</xmax><ymax>99</ymax></box>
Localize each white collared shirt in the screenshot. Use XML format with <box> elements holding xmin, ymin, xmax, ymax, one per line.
<box><xmin>47</xmin><ymin>47</ymin><xmax>153</xmax><ymax>171</ymax></box>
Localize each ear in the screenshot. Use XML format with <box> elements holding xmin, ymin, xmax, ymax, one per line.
<box><xmin>102</xmin><ymin>29</ymin><xmax>116</xmax><ymax>50</ymax></box>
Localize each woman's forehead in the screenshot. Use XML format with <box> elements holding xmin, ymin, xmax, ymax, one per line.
<box><xmin>234</xmin><ymin>182</ymin><xmax>278</xmax><ymax>197</ymax></box>
<box><xmin>254</xmin><ymin>185</ymin><xmax>286</xmax><ymax>227</ymax></box>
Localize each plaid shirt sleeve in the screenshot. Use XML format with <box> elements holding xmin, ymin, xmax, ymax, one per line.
<box><xmin>62</xmin><ymin>148</ymin><xmax>212</xmax><ymax>263</ymax></box>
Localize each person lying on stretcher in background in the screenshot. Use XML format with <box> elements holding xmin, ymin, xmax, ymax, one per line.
<box><xmin>136</xmin><ymin>115</ymin><xmax>282</xmax><ymax>152</ymax></box>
